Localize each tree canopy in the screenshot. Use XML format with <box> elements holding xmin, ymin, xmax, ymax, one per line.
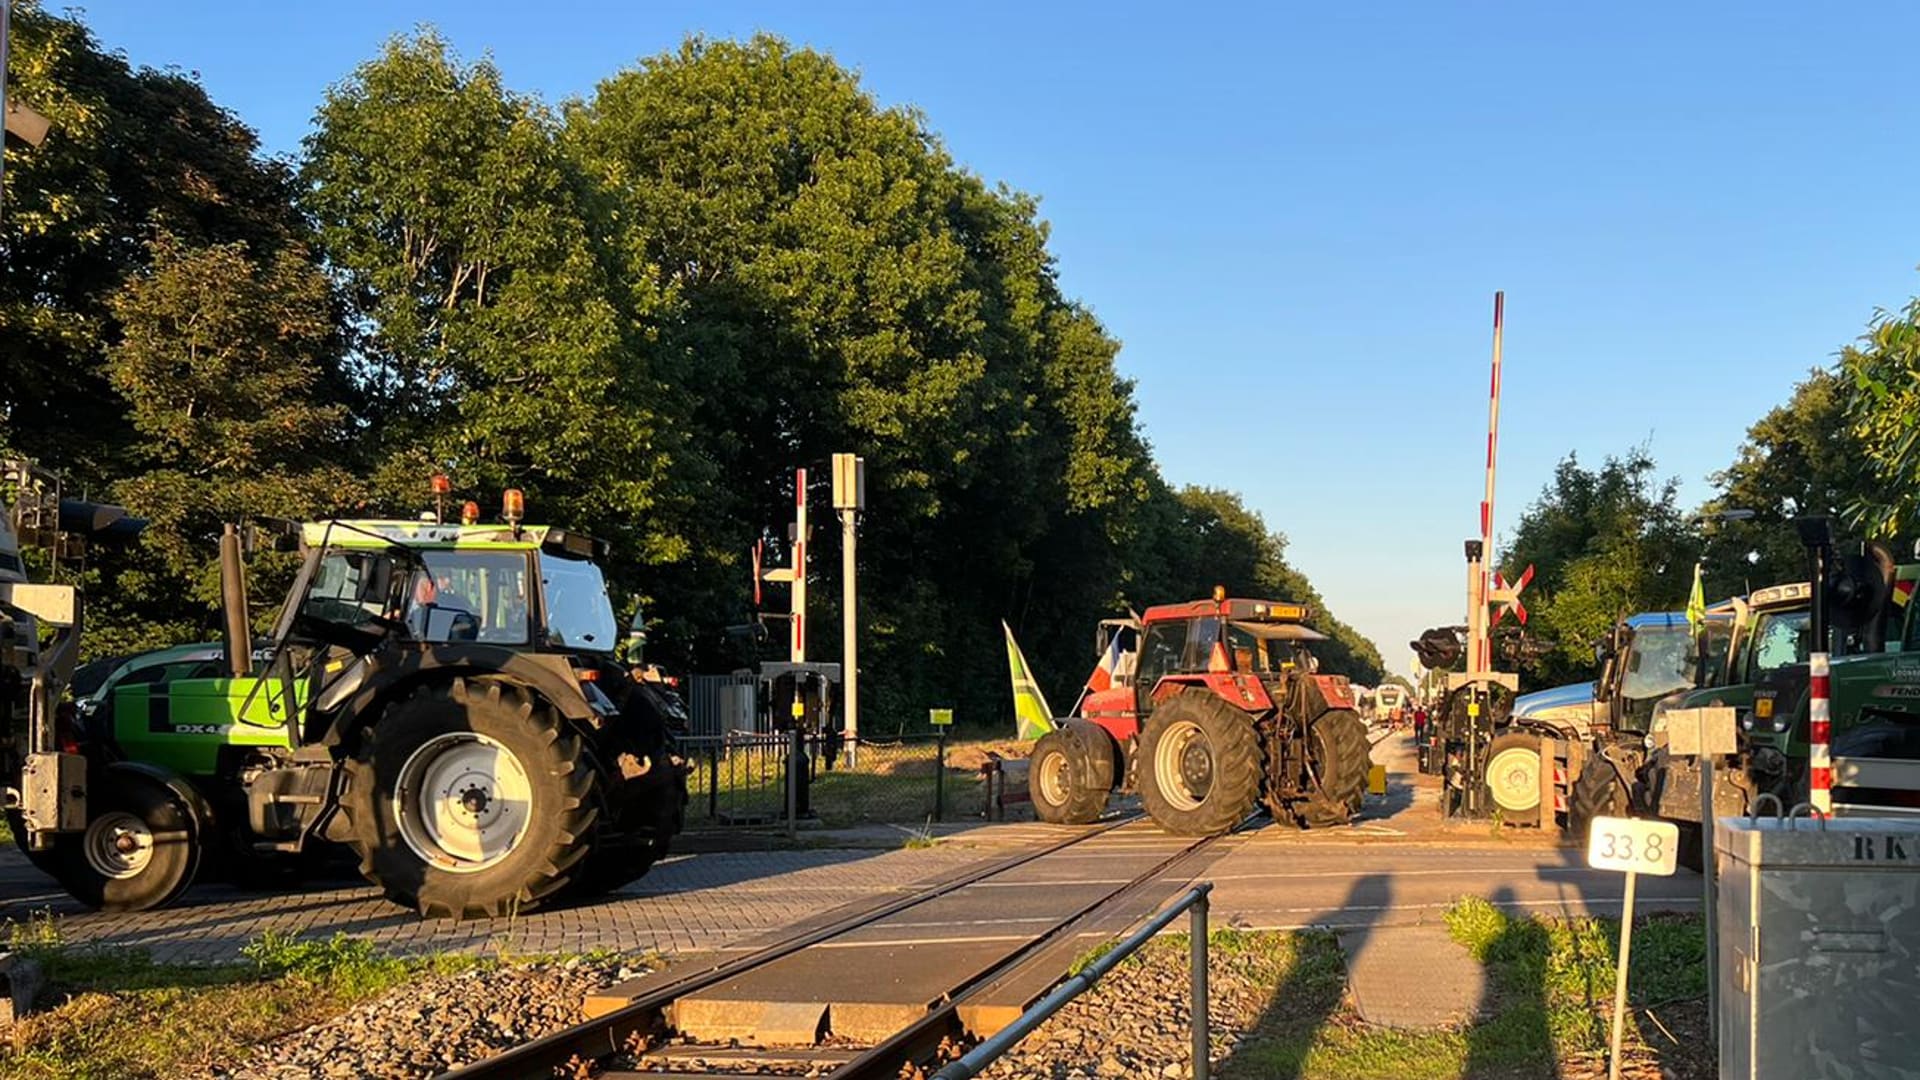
<box><xmin>2</xmin><ymin>12</ymin><xmax>1385</xmax><ymax>727</ymax></box>
<box><xmin>1500</xmin><ymin>449</ymin><xmax>1695</xmax><ymax>686</ymax></box>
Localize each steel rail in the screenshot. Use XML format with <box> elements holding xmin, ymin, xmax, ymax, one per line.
<box><xmin>437</xmin><ymin>814</ymin><xmax>1140</xmax><ymax>1080</ymax></box>
<box><xmin>824</xmin><ymin>825</ymin><xmax>1236</xmax><ymax>1079</ymax></box>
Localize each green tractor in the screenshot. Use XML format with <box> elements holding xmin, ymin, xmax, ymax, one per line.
<box><xmin>1641</xmin><ymin>537</ymin><xmax>1920</xmax><ymax>861</ymax></box>
<box><xmin>11</xmin><ymin>497</ymin><xmax>689</xmax><ymax>917</ymax></box>
<box><xmin>1746</xmin><ymin>538</ymin><xmax>1920</xmax><ymax>817</ymax></box>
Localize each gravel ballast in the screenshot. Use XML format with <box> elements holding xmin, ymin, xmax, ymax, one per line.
<box><xmin>215</xmin><ymin>953</ymin><xmax>654</xmax><ymax>1079</ymax></box>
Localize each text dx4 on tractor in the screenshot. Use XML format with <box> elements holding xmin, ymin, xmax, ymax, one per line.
<box><xmin>7</xmin><ymin>493</ymin><xmax>689</xmax><ymax>918</ymax></box>
<box><xmin>1028</xmin><ymin>591</ymin><xmax>1371</xmax><ymax>835</ymax></box>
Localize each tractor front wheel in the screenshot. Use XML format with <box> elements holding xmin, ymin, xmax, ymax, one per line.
<box><xmin>1485</xmin><ymin>732</ymin><xmax>1544</xmax><ymax>826</ymax></box>
<box><xmin>345</xmin><ymin>678</ymin><xmax>600</xmax><ymax>919</ymax></box>
<box><xmin>1030</xmin><ymin>727</ymin><xmax>1112</xmax><ymax>825</ymax></box>
<box><xmin>1568</xmin><ymin>755</ymin><xmax>1627</xmax><ymax>844</ymax></box>
<box><xmin>1139</xmin><ymin>691</ymin><xmax>1261</xmax><ymax>837</ymax></box>
<box><xmin>53</xmin><ymin>772</ymin><xmax>202</xmax><ymax>912</ymax></box>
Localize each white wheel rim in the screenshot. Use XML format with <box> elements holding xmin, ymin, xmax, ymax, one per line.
<box><xmin>1488</xmin><ymin>746</ymin><xmax>1542</xmax><ymax>812</ymax></box>
<box><xmin>1154</xmin><ymin>719</ymin><xmax>1212</xmax><ymax>813</ymax></box>
<box><xmin>1038</xmin><ymin>751</ymin><xmax>1069</xmax><ymax>807</ymax></box>
<box><xmin>84</xmin><ymin>811</ymin><xmax>154</xmax><ymax>880</ymax></box>
<box><xmin>395</xmin><ymin>733</ymin><xmax>534</xmax><ymax>872</ymax></box>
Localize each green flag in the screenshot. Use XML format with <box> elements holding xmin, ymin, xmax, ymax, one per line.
<box><xmin>1002</xmin><ymin>621</ymin><xmax>1056</xmax><ymax>741</ymax></box>
<box><xmin>1686</xmin><ymin>562</ymin><xmax>1707</xmax><ymax>631</ymax></box>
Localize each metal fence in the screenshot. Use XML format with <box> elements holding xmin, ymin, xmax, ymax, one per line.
<box><xmin>680</xmin><ymin>730</ymin><xmax>983</xmax><ymax>830</ymax></box>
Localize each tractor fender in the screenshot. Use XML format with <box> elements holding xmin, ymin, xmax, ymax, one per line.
<box><xmin>101</xmin><ymin>759</ymin><xmax>216</xmax><ymax>838</ymax></box>
<box><xmin>319</xmin><ymin>647</ymin><xmax>595</xmax><ymax>751</ymax></box>
<box><xmin>1507</xmin><ymin>716</ymin><xmax>1582</xmax><ymax>745</ymax></box>
<box><xmin>1056</xmin><ymin>719</ymin><xmax>1120</xmax><ymax>794</ymax></box>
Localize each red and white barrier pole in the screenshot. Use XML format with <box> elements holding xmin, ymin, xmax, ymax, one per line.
<box><xmin>792</xmin><ymin>467</ymin><xmax>807</xmax><ymax>664</ymax></box>
<box><xmin>1465</xmin><ymin>292</ymin><xmax>1505</xmax><ymax>676</ymax></box>
<box><xmin>1809</xmin><ymin>651</ymin><xmax>1832</xmax><ymax>814</ymax></box>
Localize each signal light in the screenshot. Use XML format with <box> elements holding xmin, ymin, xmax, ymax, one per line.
<box><xmin>502</xmin><ymin>488</ymin><xmax>525</xmax><ymax>525</ymax></box>
<box><xmin>1212</xmin><ymin>584</ymin><xmax>1227</xmax><ymax>603</ymax></box>
<box><xmin>461</xmin><ymin>501</ymin><xmax>480</xmax><ymax>525</ymax></box>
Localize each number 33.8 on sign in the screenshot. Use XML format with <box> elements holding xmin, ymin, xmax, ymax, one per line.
<box><xmin>1585</xmin><ymin>816</ymin><xmax>1681</xmax><ymax>877</ymax></box>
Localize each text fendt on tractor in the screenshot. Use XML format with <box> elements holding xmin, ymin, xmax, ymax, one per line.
<box><xmin>1027</xmin><ymin>589</ymin><xmax>1371</xmax><ymax>836</ymax></box>
<box><xmin>4</xmin><ymin>484</ymin><xmax>689</xmax><ymax>918</ymax></box>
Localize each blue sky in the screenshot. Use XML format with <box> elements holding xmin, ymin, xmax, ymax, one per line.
<box><xmin>77</xmin><ymin>2</ymin><xmax>1920</xmax><ymax>676</ymax></box>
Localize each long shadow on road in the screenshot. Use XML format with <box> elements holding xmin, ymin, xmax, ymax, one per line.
<box><xmin>1214</xmin><ymin>873</ymin><xmax>1391</xmax><ymax>1080</ymax></box>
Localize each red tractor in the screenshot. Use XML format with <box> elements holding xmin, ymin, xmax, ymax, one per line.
<box><xmin>1028</xmin><ymin>592</ymin><xmax>1372</xmax><ymax>835</ymax></box>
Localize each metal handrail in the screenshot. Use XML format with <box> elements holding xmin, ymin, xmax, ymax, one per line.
<box><xmin>932</xmin><ymin>882</ymin><xmax>1214</xmax><ymax>1080</ymax></box>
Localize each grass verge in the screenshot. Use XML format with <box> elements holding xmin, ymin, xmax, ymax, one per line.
<box><xmin>0</xmin><ymin>919</ymin><xmax>483</xmax><ymax>1080</ymax></box>
<box><xmin>1219</xmin><ymin>899</ymin><xmax>1709</xmax><ymax>1080</ymax></box>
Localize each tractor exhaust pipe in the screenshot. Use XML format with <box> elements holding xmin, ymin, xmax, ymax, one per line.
<box><xmin>220</xmin><ymin>524</ymin><xmax>251</xmax><ymax>678</ymax></box>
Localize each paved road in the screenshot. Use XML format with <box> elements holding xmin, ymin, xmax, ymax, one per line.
<box><xmin>0</xmin><ymin>844</ymin><xmax>990</xmax><ymax>964</ymax></box>
<box><xmin>0</xmin><ymin>734</ymin><xmax>1701</xmax><ymax>965</ymax></box>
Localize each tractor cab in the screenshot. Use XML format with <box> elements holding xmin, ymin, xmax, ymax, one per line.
<box><xmin>1132</xmin><ymin>596</ymin><xmax>1327</xmax><ymax>701</ymax></box>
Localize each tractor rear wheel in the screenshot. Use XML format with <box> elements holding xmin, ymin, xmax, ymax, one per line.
<box><xmin>1293</xmin><ymin>709</ymin><xmax>1371</xmax><ymax>827</ymax></box>
<box><xmin>345</xmin><ymin>678</ymin><xmax>599</xmax><ymax>919</ymax></box>
<box><xmin>1030</xmin><ymin>727</ymin><xmax>1112</xmax><ymax>825</ymax></box>
<box><xmin>1139</xmin><ymin>691</ymin><xmax>1261</xmax><ymax>836</ymax></box>
<box><xmin>560</xmin><ymin>750</ymin><xmax>685</xmax><ymax>900</ymax></box>
<box><xmin>1485</xmin><ymin>732</ymin><xmax>1544</xmax><ymax>826</ymax></box>
<box><xmin>53</xmin><ymin>771</ymin><xmax>202</xmax><ymax>912</ymax></box>
<box><xmin>1321</xmin><ymin>709</ymin><xmax>1372</xmax><ymax>813</ymax></box>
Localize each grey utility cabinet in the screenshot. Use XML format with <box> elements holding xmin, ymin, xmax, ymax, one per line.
<box><xmin>1716</xmin><ymin>814</ymin><xmax>1920</xmax><ymax>1079</ymax></box>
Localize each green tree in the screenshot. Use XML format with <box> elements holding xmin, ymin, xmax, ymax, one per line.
<box><xmin>302</xmin><ymin>32</ymin><xmax>698</xmax><ymax>575</ymax></box>
<box><xmin>0</xmin><ymin>1</ymin><xmax>305</xmax><ymax>481</ymax></box>
<box><xmin>95</xmin><ymin>236</ymin><xmax>360</xmax><ymax>655</ymax></box>
<box><xmin>1502</xmin><ymin>449</ymin><xmax>1695</xmax><ymax>685</ymax></box>
<box><xmin>567</xmin><ymin>35</ymin><xmax>1176</xmax><ymax>722</ymax></box>
<box><xmin>1839</xmin><ymin>296</ymin><xmax>1920</xmax><ymax>536</ymax></box>
<box><xmin>1700</xmin><ymin>368</ymin><xmax>1877</xmax><ymax>591</ymax></box>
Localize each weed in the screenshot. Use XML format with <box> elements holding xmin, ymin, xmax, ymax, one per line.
<box><xmin>4</xmin><ymin>910</ymin><xmax>62</xmax><ymax>953</ymax></box>
<box><xmin>1068</xmin><ymin>939</ymin><xmax>1118</xmax><ymax>976</ymax></box>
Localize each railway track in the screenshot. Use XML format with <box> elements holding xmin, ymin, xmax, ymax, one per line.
<box><xmin>441</xmin><ymin>816</ymin><xmax>1233</xmax><ymax>1079</ymax></box>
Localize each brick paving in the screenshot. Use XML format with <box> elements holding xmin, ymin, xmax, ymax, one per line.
<box><xmin>0</xmin><ymin>841</ymin><xmax>997</xmax><ymax>965</ymax></box>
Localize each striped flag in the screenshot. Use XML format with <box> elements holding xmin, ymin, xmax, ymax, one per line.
<box><xmin>1003</xmin><ymin>622</ymin><xmax>1057</xmax><ymax>741</ymax></box>
<box><xmin>1086</xmin><ymin>629</ymin><xmax>1127</xmax><ymax>693</ymax></box>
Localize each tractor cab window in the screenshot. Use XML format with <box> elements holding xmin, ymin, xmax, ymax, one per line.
<box><xmin>1226</xmin><ymin>625</ymin><xmax>1281</xmax><ymax>672</ymax></box>
<box><xmin>1620</xmin><ymin>626</ymin><xmax>1695</xmax><ymax>702</ymax></box>
<box><xmin>303</xmin><ymin>549</ymin><xmax>402</xmax><ymax>629</ymax></box>
<box><xmin>407</xmin><ymin>551</ymin><xmax>531</xmax><ymax>645</ymax></box>
<box><xmin>1136</xmin><ymin>618</ymin><xmax>1189</xmax><ymax>700</ymax></box>
<box><xmin>540</xmin><ymin>553</ymin><xmax>618</xmax><ymax>652</ymax></box>
<box><xmin>1747</xmin><ymin>609</ymin><xmax>1811</xmax><ymax>681</ymax></box>
<box><xmin>1182</xmin><ymin>618</ymin><xmax>1221</xmax><ymax>671</ymax></box>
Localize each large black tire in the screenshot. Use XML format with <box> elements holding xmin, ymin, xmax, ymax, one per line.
<box><xmin>1320</xmin><ymin>709</ymin><xmax>1372</xmax><ymax>814</ymax></box>
<box><xmin>559</xmin><ymin>751</ymin><xmax>684</xmax><ymax>901</ymax></box>
<box><xmin>1029</xmin><ymin>727</ymin><xmax>1113</xmax><ymax>825</ymax></box>
<box><xmin>1485</xmin><ymin>731</ymin><xmax>1544</xmax><ymax>826</ymax></box>
<box><xmin>52</xmin><ymin>772</ymin><xmax>202</xmax><ymax>912</ymax></box>
<box><xmin>344</xmin><ymin>678</ymin><xmax>600</xmax><ymax>919</ymax></box>
<box><xmin>1567</xmin><ymin>756</ymin><xmax>1627</xmax><ymax>844</ymax></box>
<box><xmin>1139</xmin><ymin>691</ymin><xmax>1261</xmax><ymax>837</ymax></box>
